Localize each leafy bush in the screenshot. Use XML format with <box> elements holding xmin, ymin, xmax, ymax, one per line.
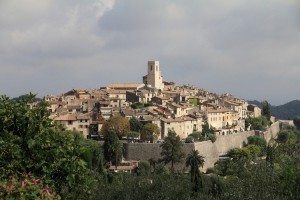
<box><xmin>189</xmin><ymin>132</ymin><xmax>201</xmax><ymax>139</ymax></box>
<box><xmin>247</xmin><ymin>135</ymin><xmax>267</xmax><ymax>155</ymax></box>
<box><xmin>208</xmin><ymin>134</ymin><xmax>217</xmax><ymax>143</ymax></box>
<box><xmin>206</xmin><ymin>168</ymin><xmax>215</xmax><ymax>174</ymax></box>
<box><xmin>0</xmin><ymin>173</ymin><xmax>60</xmax><ymax>199</ymax></box>
<box><xmin>137</xmin><ymin>160</ymin><xmax>151</xmax><ymax>176</ymax></box>
<box><xmin>248</xmin><ymin>116</ymin><xmax>270</xmax><ymax>131</ymax></box>
<box><xmin>127</xmin><ymin>131</ymin><xmax>140</xmax><ymax>139</ymax></box>
<box><xmin>277</xmin><ymin>129</ymin><xmax>297</xmax><ymax>144</ymax></box>
<box><xmin>185</xmin><ymin>136</ymin><xmax>195</xmax><ymax>143</ymax></box>
<box><xmin>131</xmin><ymin>102</ymin><xmax>144</xmax><ymax>109</ymax></box>
<box><xmin>247</xmin><ymin>136</ymin><xmax>267</xmax><ymax>148</ymax></box>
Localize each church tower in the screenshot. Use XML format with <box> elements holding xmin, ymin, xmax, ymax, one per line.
<box><xmin>143</xmin><ymin>61</ymin><xmax>164</xmax><ymax>90</ymax></box>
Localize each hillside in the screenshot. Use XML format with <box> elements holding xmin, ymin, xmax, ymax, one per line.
<box><xmin>248</xmin><ymin>100</ymin><xmax>300</xmax><ymax>120</ymax></box>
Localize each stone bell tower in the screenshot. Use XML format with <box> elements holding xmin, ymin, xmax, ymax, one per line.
<box><xmin>143</xmin><ymin>61</ymin><xmax>164</xmax><ymax>90</ymax></box>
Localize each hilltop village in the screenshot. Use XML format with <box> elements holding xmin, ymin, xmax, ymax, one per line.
<box><xmin>41</xmin><ymin>61</ymin><xmax>261</xmax><ymax>140</ymax></box>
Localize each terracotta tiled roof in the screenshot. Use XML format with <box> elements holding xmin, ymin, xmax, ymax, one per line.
<box><xmin>77</xmin><ymin>114</ymin><xmax>90</xmax><ymax>120</ymax></box>
<box><xmin>54</xmin><ymin>114</ymin><xmax>77</xmax><ymax>121</ymax></box>
<box><xmin>106</xmin><ymin>89</ymin><xmax>127</xmax><ymax>94</ymax></box>
<box><xmin>207</xmin><ymin>108</ymin><xmax>235</xmax><ymax>113</ymax></box>
<box><xmin>108</xmin><ymin>83</ymin><xmax>144</xmax><ymax>89</ymax></box>
<box><xmin>54</xmin><ymin>113</ymin><xmax>91</xmax><ymax>121</ymax></box>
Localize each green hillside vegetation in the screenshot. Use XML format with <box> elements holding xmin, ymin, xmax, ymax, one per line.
<box><xmin>248</xmin><ymin>100</ymin><xmax>300</xmax><ymax>120</ymax></box>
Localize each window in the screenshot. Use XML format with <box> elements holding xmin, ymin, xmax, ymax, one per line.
<box><xmin>68</xmin><ymin>121</ymin><xmax>73</xmax><ymax>125</ymax></box>
<box><xmin>151</xmin><ymin>65</ymin><xmax>153</xmax><ymax>70</ymax></box>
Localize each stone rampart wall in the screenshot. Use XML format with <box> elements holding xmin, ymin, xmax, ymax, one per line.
<box><xmin>124</xmin><ymin>122</ymin><xmax>284</xmax><ymax>171</ymax></box>
<box><xmin>124</xmin><ymin>131</ymin><xmax>255</xmax><ymax>171</ymax></box>
<box><xmin>262</xmin><ymin>121</ymin><xmax>280</xmax><ymax>142</ymax></box>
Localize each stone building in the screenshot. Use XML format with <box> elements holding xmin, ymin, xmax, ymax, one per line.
<box><xmin>143</xmin><ymin>61</ymin><xmax>164</xmax><ymax>90</ymax></box>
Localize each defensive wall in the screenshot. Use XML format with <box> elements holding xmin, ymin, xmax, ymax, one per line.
<box><xmin>124</xmin><ymin>121</ymin><xmax>283</xmax><ymax>171</ymax></box>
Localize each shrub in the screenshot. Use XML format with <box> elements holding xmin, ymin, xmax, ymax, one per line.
<box><xmin>208</xmin><ymin>134</ymin><xmax>217</xmax><ymax>143</ymax></box>
<box><xmin>0</xmin><ymin>173</ymin><xmax>60</xmax><ymax>199</ymax></box>
<box><xmin>185</xmin><ymin>136</ymin><xmax>194</xmax><ymax>143</ymax></box>
<box><xmin>188</xmin><ymin>132</ymin><xmax>202</xmax><ymax>141</ymax></box>
<box><xmin>206</xmin><ymin>168</ymin><xmax>215</xmax><ymax>174</ymax></box>
<box><xmin>137</xmin><ymin>160</ymin><xmax>151</xmax><ymax>176</ymax></box>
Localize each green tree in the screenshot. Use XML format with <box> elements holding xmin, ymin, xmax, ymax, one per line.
<box><xmin>266</xmin><ymin>139</ymin><xmax>277</xmax><ymax>168</ymax></box>
<box><xmin>247</xmin><ymin>135</ymin><xmax>267</xmax><ymax>155</ymax></box>
<box><xmin>103</xmin><ymin>131</ymin><xmax>123</xmax><ymax>166</ymax></box>
<box><xmin>293</xmin><ymin>116</ymin><xmax>300</xmax><ymax>130</ymax></box>
<box><xmin>249</xmin><ymin>116</ymin><xmax>270</xmax><ymax>131</ymax></box>
<box><xmin>228</xmin><ymin>148</ymin><xmax>250</xmax><ymax>161</ymax></box>
<box><xmin>140</xmin><ymin>123</ymin><xmax>160</xmax><ymax>142</ymax></box>
<box><xmin>101</xmin><ymin>116</ymin><xmax>130</xmax><ymax>139</ymax></box>
<box><xmin>248</xmin><ymin>135</ymin><xmax>267</xmax><ymax>148</ymax></box>
<box><xmin>202</xmin><ymin>121</ymin><xmax>214</xmax><ymax>138</ymax></box>
<box><xmin>185</xmin><ymin>150</ymin><xmax>205</xmax><ymax>193</ymax></box>
<box><xmin>262</xmin><ymin>100</ymin><xmax>271</xmax><ymax>121</ymax></box>
<box><xmin>127</xmin><ymin>131</ymin><xmax>140</xmax><ymax>139</ymax></box>
<box><xmin>208</xmin><ymin>134</ymin><xmax>217</xmax><ymax>143</ymax></box>
<box><xmin>129</xmin><ymin>117</ymin><xmax>144</xmax><ymax>132</ymax></box>
<box><xmin>244</xmin><ymin>144</ymin><xmax>260</xmax><ymax>160</ymax></box>
<box><xmin>136</xmin><ymin>160</ymin><xmax>151</xmax><ymax>176</ymax></box>
<box><xmin>277</xmin><ymin>129</ymin><xmax>297</xmax><ymax>144</ymax></box>
<box><xmin>160</xmin><ymin>130</ymin><xmax>185</xmax><ymax>169</ymax></box>
<box><xmin>245</xmin><ymin>117</ymin><xmax>251</xmax><ymax>130</ymax></box>
<box><xmin>188</xmin><ymin>132</ymin><xmax>202</xmax><ymax>141</ymax></box>
<box><xmin>0</xmin><ymin>94</ymin><xmax>100</xmax><ymax>199</ymax></box>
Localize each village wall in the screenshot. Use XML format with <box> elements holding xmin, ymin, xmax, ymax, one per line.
<box><xmin>124</xmin><ymin>122</ymin><xmax>283</xmax><ymax>172</ymax></box>
<box><xmin>262</xmin><ymin>121</ymin><xmax>280</xmax><ymax>142</ymax></box>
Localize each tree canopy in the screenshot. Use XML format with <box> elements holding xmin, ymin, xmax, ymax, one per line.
<box><xmin>129</xmin><ymin>117</ymin><xmax>144</xmax><ymax>132</ymax></box>
<box><xmin>261</xmin><ymin>100</ymin><xmax>271</xmax><ymax>121</ymax></box>
<box><xmin>140</xmin><ymin>123</ymin><xmax>160</xmax><ymax>142</ymax></box>
<box><xmin>186</xmin><ymin>150</ymin><xmax>205</xmax><ymax>193</ymax></box>
<box><xmin>103</xmin><ymin>131</ymin><xmax>123</xmax><ymax>166</ymax></box>
<box><xmin>160</xmin><ymin>130</ymin><xmax>185</xmax><ymax>169</ymax></box>
<box><xmin>101</xmin><ymin>116</ymin><xmax>130</xmax><ymax>138</ymax></box>
<box><xmin>293</xmin><ymin>116</ymin><xmax>300</xmax><ymax>130</ymax></box>
<box><xmin>0</xmin><ymin>94</ymin><xmax>104</xmax><ymax>199</ymax></box>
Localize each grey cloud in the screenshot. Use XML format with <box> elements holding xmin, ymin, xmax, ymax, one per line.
<box><xmin>0</xmin><ymin>0</ymin><xmax>299</xmax><ymax>105</ymax></box>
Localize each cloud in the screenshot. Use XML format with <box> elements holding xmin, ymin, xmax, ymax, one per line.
<box><xmin>0</xmin><ymin>0</ymin><xmax>299</xmax><ymax>105</ymax></box>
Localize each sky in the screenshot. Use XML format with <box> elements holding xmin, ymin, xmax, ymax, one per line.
<box><xmin>0</xmin><ymin>0</ymin><xmax>299</xmax><ymax>105</ymax></box>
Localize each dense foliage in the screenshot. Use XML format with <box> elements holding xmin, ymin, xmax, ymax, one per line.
<box><xmin>262</xmin><ymin>100</ymin><xmax>271</xmax><ymax>121</ymax></box>
<box><xmin>140</xmin><ymin>123</ymin><xmax>160</xmax><ymax>142</ymax></box>
<box><xmin>214</xmin><ymin>126</ymin><xmax>300</xmax><ymax>199</ymax></box>
<box><xmin>101</xmin><ymin>116</ymin><xmax>130</xmax><ymax>138</ymax></box>
<box><xmin>0</xmin><ymin>95</ymin><xmax>104</xmax><ymax>199</ymax></box>
<box><xmin>103</xmin><ymin>131</ymin><xmax>123</xmax><ymax>166</ymax></box>
<box><xmin>129</xmin><ymin>117</ymin><xmax>144</xmax><ymax>132</ymax></box>
<box><xmin>293</xmin><ymin>115</ymin><xmax>300</xmax><ymax>130</ymax></box>
<box><xmin>246</xmin><ymin>116</ymin><xmax>270</xmax><ymax>131</ymax></box>
<box><xmin>160</xmin><ymin>130</ymin><xmax>185</xmax><ymax>169</ymax></box>
<box><xmin>186</xmin><ymin>150</ymin><xmax>205</xmax><ymax>193</ymax></box>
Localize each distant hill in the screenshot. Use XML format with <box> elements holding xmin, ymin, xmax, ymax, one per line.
<box><xmin>248</xmin><ymin>100</ymin><xmax>300</xmax><ymax>120</ymax></box>
<box><xmin>11</xmin><ymin>94</ymin><xmax>42</xmax><ymax>102</ymax></box>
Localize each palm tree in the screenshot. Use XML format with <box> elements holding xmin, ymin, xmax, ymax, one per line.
<box><xmin>185</xmin><ymin>150</ymin><xmax>205</xmax><ymax>192</ymax></box>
